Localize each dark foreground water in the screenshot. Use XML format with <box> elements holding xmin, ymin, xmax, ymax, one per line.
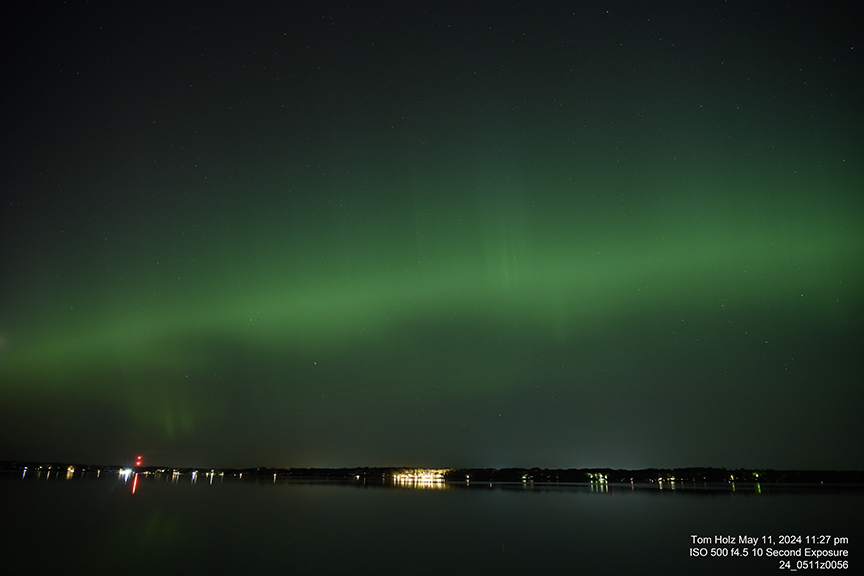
<box><xmin>3</xmin><ymin>472</ymin><xmax>861</xmax><ymax>575</ymax></box>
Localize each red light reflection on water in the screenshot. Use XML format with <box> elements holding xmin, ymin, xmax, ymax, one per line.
<box><xmin>131</xmin><ymin>472</ymin><xmax>138</xmax><ymax>494</ymax></box>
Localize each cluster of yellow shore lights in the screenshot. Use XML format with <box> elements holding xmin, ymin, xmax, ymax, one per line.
<box><xmin>392</xmin><ymin>469</ymin><xmax>449</xmax><ymax>486</ymax></box>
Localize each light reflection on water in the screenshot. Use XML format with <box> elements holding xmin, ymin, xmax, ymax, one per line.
<box><xmin>3</xmin><ymin>472</ymin><xmax>862</xmax><ymax>576</ymax></box>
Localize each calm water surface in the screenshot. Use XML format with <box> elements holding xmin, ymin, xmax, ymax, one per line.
<box><xmin>3</xmin><ymin>472</ymin><xmax>861</xmax><ymax>575</ymax></box>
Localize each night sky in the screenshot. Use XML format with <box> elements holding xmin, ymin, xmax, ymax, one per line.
<box><xmin>2</xmin><ymin>1</ymin><xmax>862</xmax><ymax>470</ymax></box>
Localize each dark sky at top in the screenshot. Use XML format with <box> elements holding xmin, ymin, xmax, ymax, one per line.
<box><xmin>1</xmin><ymin>1</ymin><xmax>862</xmax><ymax>470</ymax></box>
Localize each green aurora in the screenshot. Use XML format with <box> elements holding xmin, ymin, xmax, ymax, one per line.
<box><xmin>1</xmin><ymin>2</ymin><xmax>862</xmax><ymax>469</ymax></box>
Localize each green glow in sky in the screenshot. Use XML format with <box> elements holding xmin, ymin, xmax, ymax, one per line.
<box><xmin>1</xmin><ymin>2</ymin><xmax>862</xmax><ymax>469</ymax></box>
<box><xmin>4</xmin><ymin>190</ymin><xmax>858</xmax><ymax>382</ymax></box>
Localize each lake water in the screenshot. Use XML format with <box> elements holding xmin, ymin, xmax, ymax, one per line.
<box><xmin>3</xmin><ymin>472</ymin><xmax>861</xmax><ymax>575</ymax></box>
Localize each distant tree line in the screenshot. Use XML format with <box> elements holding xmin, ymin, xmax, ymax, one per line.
<box><xmin>2</xmin><ymin>461</ymin><xmax>862</xmax><ymax>484</ymax></box>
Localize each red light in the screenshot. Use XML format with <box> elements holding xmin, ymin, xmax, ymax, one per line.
<box><xmin>131</xmin><ymin>472</ymin><xmax>138</xmax><ymax>494</ymax></box>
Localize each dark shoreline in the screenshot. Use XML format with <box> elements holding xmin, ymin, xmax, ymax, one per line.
<box><xmin>3</xmin><ymin>461</ymin><xmax>863</xmax><ymax>484</ymax></box>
